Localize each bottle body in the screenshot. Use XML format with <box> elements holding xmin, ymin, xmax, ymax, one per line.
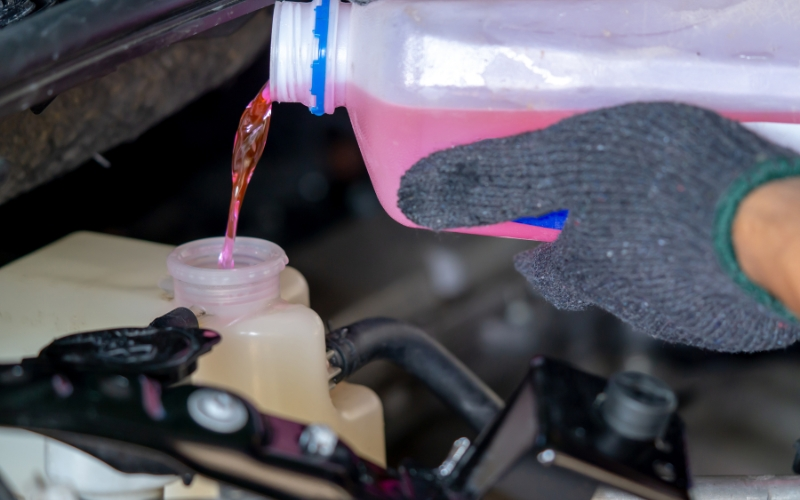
<box><xmin>272</xmin><ymin>0</ymin><xmax>800</xmax><ymax>241</ymax></box>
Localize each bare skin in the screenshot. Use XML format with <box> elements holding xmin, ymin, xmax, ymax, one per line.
<box><xmin>732</xmin><ymin>177</ymin><xmax>800</xmax><ymax>318</ymax></box>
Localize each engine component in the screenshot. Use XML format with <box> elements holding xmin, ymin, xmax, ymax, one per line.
<box><xmin>0</xmin><ymin>336</ymin><xmax>692</xmax><ymax>500</ymax></box>
<box><xmin>0</xmin><ymin>0</ymin><xmax>274</xmax><ymax>118</ymax></box>
<box><xmin>0</xmin><ymin>367</ymin><xmax>402</xmax><ymax>500</ymax></box>
<box><xmin>0</xmin><ymin>8</ymin><xmax>273</xmax><ymax>208</ymax></box>
<box><xmin>446</xmin><ymin>357</ymin><xmax>690</xmax><ymax>500</ymax></box>
<box><xmin>36</xmin><ymin>312</ymin><xmax>219</xmax><ymax>384</ymax></box>
<box><xmin>0</xmin><ymin>0</ymin><xmax>35</xmax><ymax>28</ymax></box>
<box><xmin>187</xmin><ymin>389</ymin><xmax>250</xmax><ymax>434</ymax></box>
<box><xmin>21</xmin><ymin>312</ymin><xmax>215</xmax><ymax>488</ymax></box>
<box><xmin>326</xmin><ymin>317</ymin><xmax>503</xmax><ymax>432</ymax></box>
<box><xmin>601</xmin><ymin>371</ymin><xmax>677</xmax><ymax>442</ymax></box>
<box><xmin>595</xmin><ymin>476</ymin><xmax>800</xmax><ymax>500</ymax></box>
<box><xmin>0</xmin><ymin>231</ymin><xmax>386</xmax><ymax>497</ymax></box>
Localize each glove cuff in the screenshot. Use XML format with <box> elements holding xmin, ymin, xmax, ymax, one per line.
<box><xmin>714</xmin><ymin>157</ymin><xmax>800</xmax><ymax>324</ymax></box>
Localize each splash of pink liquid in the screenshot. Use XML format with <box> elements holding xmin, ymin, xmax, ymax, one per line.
<box><xmin>218</xmin><ymin>83</ymin><xmax>272</xmax><ymax>269</ymax></box>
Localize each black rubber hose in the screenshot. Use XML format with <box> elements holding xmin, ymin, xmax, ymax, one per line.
<box><xmin>326</xmin><ymin>318</ymin><xmax>503</xmax><ymax>432</ymax></box>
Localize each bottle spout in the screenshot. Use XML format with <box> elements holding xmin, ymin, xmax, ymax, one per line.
<box><xmin>270</xmin><ymin>0</ymin><xmax>349</xmax><ymax>115</ymax></box>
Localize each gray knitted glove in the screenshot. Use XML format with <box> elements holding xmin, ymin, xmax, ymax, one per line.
<box><xmin>398</xmin><ymin>103</ymin><xmax>800</xmax><ymax>352</ymax></box>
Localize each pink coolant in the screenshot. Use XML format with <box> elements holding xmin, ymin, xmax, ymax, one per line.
<box><xmin>347</xmin><ymin>86</ymin><xmax>800</xmax><ymax>242</ymax></box>
<box><xmin>219</xmin><ymin>83</ymin><xmax>273</xmax><ymax>269</ymax></box>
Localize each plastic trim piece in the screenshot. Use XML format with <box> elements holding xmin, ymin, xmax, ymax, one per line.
<box><xmin>0</xmin><ymin>0</ymin><xmax>275</xmax><ymax>118</ymax></box>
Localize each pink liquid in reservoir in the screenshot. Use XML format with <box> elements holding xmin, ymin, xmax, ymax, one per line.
<box><xmin>346</xmin><ymin>86</ymin><xmax>800</xmax><ymax>242</ymax></box>
<box><xmin>218</xmin><ymin>83</ymin><xmax>273</xmax><ymax>269</ymax></box>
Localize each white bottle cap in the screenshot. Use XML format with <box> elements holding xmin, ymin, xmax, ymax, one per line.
<box><xmin>270</xmin><ymin>0</ymin><xmax>350</xmax><ymax>115</ymax></box>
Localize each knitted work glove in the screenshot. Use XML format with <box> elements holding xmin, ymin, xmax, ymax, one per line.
<box><xmin>398</xmin><ymin>103</ymin><xmax>800</xmax><ymax>352</ymax></box>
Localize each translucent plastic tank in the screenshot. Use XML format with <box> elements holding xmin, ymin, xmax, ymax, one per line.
<box><xmin>270</xmin><ymin>0</ymin><xmax>800</xmax><ymax>241</ymax></box>
<box><xmin>0</xmin><ymin>232</ymin><xmax>384</xmax><ymax>500</ymax></box>
<box><xmin>168</xmin><ymin>236</ymin><xmax>384</xmax><ymax>466</ymax></box>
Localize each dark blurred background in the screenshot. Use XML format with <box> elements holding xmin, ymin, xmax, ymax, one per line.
<box><xmin>2</xmin><ymin>30</ymin><xmax>800</xmax><ymax>480</ymax></box>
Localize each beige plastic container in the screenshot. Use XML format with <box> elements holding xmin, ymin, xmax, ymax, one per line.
<box><xmin>0</xmin><ymin>232</ymin><xmax>384</xmax><ymax>499</ymax></box>
<box><xmin>168</xmin><ymin>237</ymin><xmax>385</xmax><ymax>462</ymax></box>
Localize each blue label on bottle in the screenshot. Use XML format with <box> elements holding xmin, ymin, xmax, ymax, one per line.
<box><xmin>513</xmin><ymin>210</ymin><xmax>568</xmax><ymax>230</ymax></box>
<box><xmin>309</xmin><ymin>0</ymin><xmax>330</xmax><ymax>116</ymax></box>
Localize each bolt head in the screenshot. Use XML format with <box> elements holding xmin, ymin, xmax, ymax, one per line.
<box><xmin>187</xmin><ymin>389</ymin><xmax>248</xmax><ymax>434</ymax></box>
<box><xmin>653</xmin><ymin>460</ymin><xmax>676</xmax><ymax>482</ymax></box>
<box><xmin>537</xmin><ymin>449</ymin><xmax>556</xmax><ymax>465</ymax></box>
<box><xmin>299</xmin><ymin>424</ymin><xmax>338</xmax><ymax>458</ymax></box>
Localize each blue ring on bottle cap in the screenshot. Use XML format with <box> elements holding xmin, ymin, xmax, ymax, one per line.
<box><xmin>309</xmin><ymin>0</ymin><xmax>330</xmax><ymax>116</ymax></box>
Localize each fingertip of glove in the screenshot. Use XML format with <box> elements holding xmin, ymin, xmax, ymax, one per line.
<box><xmin>397</xmin><ymin>159</ymin><xmax>444</xmax><ymax>229</ymax></box>
<box><xmin>397</xmin><ymin>153</ymin><xmax>490</xmax><ymax>230</ymax></box>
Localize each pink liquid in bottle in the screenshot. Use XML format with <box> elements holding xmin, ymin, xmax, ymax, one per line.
<box><xmin>346</xmin><ymin>86</ymin><xmax>800</xmax><ymax>242</ymax></box>
<box><xmin>347</xmin><ymin>86</ymin><xmax>575</xmax><ymax>242</ymax></box>
<box><xmin>218</xmin><ymin>83</ymin><xmax>273</xmax><ymax>269</ymax></box>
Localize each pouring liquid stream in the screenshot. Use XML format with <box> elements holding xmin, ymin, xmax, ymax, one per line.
<box><xmin>218</xmin><ymin>82</ymin><xmax>272</xmax><ymax>269</ymax></box>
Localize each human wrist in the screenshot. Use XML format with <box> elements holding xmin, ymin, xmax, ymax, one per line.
<box><xmin>714</xmin><ymin>158</ymin><xmax>800</xmax><ymax>324</ymax></box>
<box><xmin>732</xmin><ymin>177</ymin><xmax>800</xmax><ymax>318</ymax></box>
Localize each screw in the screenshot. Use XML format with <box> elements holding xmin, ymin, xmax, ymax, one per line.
<box><xmin>51</xmin><ymin>374</ymin><xmax>73</xmax><ymax>398</ymax></box>
<box><xmin>100</xmin><ymin>375</ymin><xmax>131</xmax><ymax>399</ymax></box>
<box><xmin>653</xmin><ymin>460</ymin><xmax>676</xmax><ymax>482</ymax></box>
<box><xmin>299</xmin><ymin>424</ymin><xmax>338</xmax><ymax>458</ymax></box>
<box><xmin>537</xmin><ymin>449</ymin><xmax>556</xmax><ymax>466</ymax></box>
<box><xmin>187</xmin><ymin>389</ymin><xmax>248</xmax><ymax>434</ymax></box>
<box><xmin>438</xmin><ymin>437</ymin><xmax>470</xmax><ymax>477</ymax></box>
<box><xmin>655</xmin><ymin>438</ymin><xmax>673</xmax><ymax>453</ymax></box>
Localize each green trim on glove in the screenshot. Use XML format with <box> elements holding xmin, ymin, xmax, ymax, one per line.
<box><xmin>714</xmin><ymin>157</ymin><xmax>800</xmax><ymax>324</ymax></box>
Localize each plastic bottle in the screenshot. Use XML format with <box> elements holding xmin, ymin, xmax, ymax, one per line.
<box><xmin>270</xmin><ymin>0</ymin><xmax>800</xmax><ymax>241</ymax></box>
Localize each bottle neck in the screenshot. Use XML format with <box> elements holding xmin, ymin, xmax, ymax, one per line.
<box><xmin>270</xmin><ymin>0</ymin><xmax>350</xmax><ymax>115</ymax></box>
<box><xmin>167</xmin><ymin>238</ymin><xmax>288</xmax><ymax>319</ymax></box>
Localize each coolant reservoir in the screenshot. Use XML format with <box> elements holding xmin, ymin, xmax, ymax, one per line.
<box><xmin>168</xmin><ymin>236</ymin><xmax>384</xmax><ymax>462</ymax></box>
<box><xmin>0</xmin><ymin>232</ymin><xmax>384</xmax><ymax>499</ymax></box>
